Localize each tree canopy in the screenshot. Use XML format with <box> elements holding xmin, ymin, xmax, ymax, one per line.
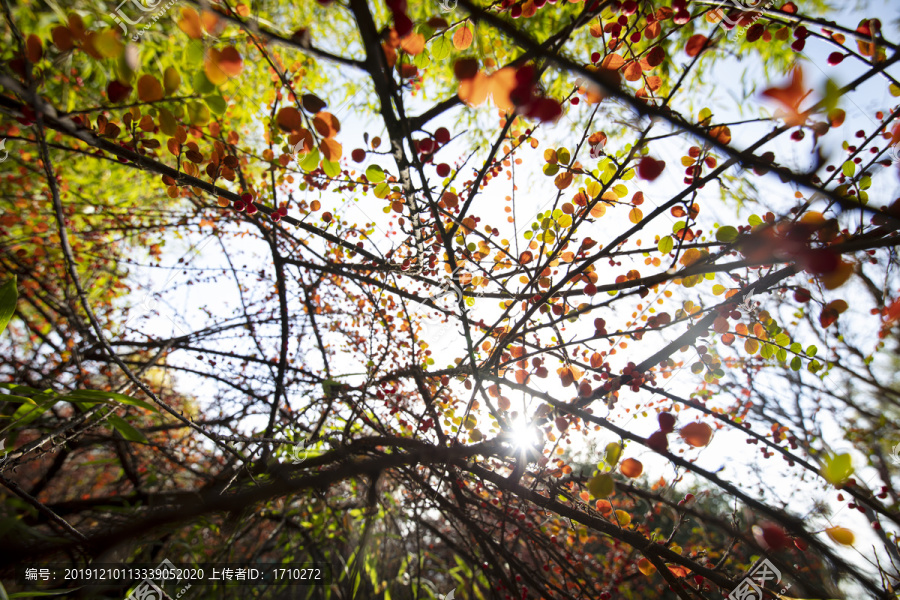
<box><xmin>1</xmin><ymin>0</ymin><xmax>900</xmax><ymax>598</ymax></box>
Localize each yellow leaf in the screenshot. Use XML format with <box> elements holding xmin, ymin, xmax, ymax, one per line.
<box><xmin>820</xmin><ymin>452</ymin><xmax>853</xmax><ymax>486</ymax></box>
<box><xmin>614</xmin><ymin>510</ymin><xmax>631</xmax><ymax>526</ymax></box>
<box><xmin>637</xmin><ymin>558</ymin><xmax>656</xmax><ymax>576</ymax></box>
<box><xmin>826</xmin><ymin>526</ymin><xmax>855</xmax><ymax>546</ymax></box>
<box><xmin>628</xmin><ymin>207</ymin><xmax>643</xmax><ymax>224</ymax></box>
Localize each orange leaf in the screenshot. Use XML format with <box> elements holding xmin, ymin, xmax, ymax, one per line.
<box><xmin>761</xmin><ymin>67</ymin><xmax>810</xmax><ymax>127</ymax></box>
<box><xmin>601</xmin><ymin>53</ymin><xmax>625</xmax><ymax>70</ymax></box>
<box><xmin>488</xmin><ymin>67</ymin><xmax>517</xmax><ymax>111</ymax></box>
<box><xmin>458</xmin><ymin>71</ymin><xmax>489</xmax><ymax>106</ymax></box>
<box><xmin>679</xmin><ymin>422</ymin><xmax>712</xmax><ymax>447</ymax></box>
<box><xmin>623</xmin><ymin>61</ymin><xmax>642</xmax><ymax>81</ymax></box>
<box><xmin>313</xmin><ymin>112</ymin><xmax>341</xmax><ymax>138</ymax></box>
<box><xmin>276</xmin><ymin>107</ymin><xmax>303</xmax><ymax>133</ymax></box>
<box><xmin>554</xmin><ymin>171</ymin><xmax>573</xmax><ymax>190</ymax></box>
<box><xmin>177</xmin><ymin>7</ymin><xmax>204</xmax><ymax>39</ymax></box>
<box><xmin>319</xmin><ymin>138</ymin><xmax>342</xmax><ymax>162</ymax></box>
<box><xmin>620</xmin><ymin>458</ymin><xmax>643</xmax><ymax>478</ymax></box>
<box><xmin>400</xmin><ymin>33</ymin><xmax>425</xmax><ymax>55</ymax></box>
<box><xmin>710</xmin><ymin>125</ymin><xmax>731</xmax><ymax>144</ymax></box>
<box><xmin>589</xmin><ymin>203</ymin><xmax>607</xmax><ymax>218</ymax></box>
<box><xmin>136</xmin><ymin>75</ymin><xmax>164</xmax><ymax>102</ymax></box>
<box><xmin>452</xmin><ymin>26</ymin><xmax>473</xmax><ymax>50</ymax></box>
<box><xmin>201</xmin><ymin>10</ymin><xmax>222</xmax><ymax>36</ymax></box>
<box><xmin>217</xmin><ymin>47</ymin><xmax>243</xmax><ymax>77</ymax></box>
<box><xmin>685</xmin><ymin>34</ymin><xmax>708</xmax><ymax>57</ymax></box>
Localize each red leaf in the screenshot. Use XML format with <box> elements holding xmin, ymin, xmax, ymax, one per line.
<box><xmin>685</xmin><ymin>34</ymin><xmax>708</xmax><ymax>57</ymax></box>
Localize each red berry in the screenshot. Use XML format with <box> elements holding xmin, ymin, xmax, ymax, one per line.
<box><xmin>436</xmin><ymin>163</ymin><xmax>451</xmax><ymax>177</ymax></box>
<box><xmin>756</xmin><ymin>524</ymin><xmax>789</xmax><ymax>550</ymax></box>
<box><xmin>827</xmin><ymin>52</ymin><xmax>845</xmax><ymax>66</ymax></box>
<box><xmin>351</xmin><ymin>148</ymin><xmax>366</xmax><ymax>162</ymax></box>
<box><xmin>435</xmin><ymin>127</ymin><xmax>451</xmax><ymax>144</ymax></box>
<box><xmin>418</xmin><ymin>138</ymin><xmax>435</xmax><ymax>154</ymax></box>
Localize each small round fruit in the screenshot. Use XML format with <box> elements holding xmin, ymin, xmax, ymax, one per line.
<box><xmin>436</xmin><ymin>163</ymin><xmax>451</xmax><ymax>177</ymax></box>
<box><xmin>435</xmin><ymin>127</ymin><xmax>451</xmax><ymax>144</ymax></box>
<box><xmin>351</xmin><ymin>148</ymin><xmax>366</xmax><ymax>162</ymax></box>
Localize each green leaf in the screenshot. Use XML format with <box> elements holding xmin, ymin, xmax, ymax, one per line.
<box><xmin>107</xmin><ymin>414</ymin><xmax>149</xmax><ymax>443</ymax></box>
<box><xmin>790</xmin><ymin>356</ymin><xmax>802</xmax><ymax>371</ymax></box>
<box><xmin>205</xmin><ymin>95</ymin><xmax>228</xmax><ymax>116</ymax></box>
<box><xmin>300</xmin><ymin>148</ymin><xmax>320</xmax><ymax>171</ymax></box>
<box><xmin>432</xmin><ymin>36</ymin><xmax>452</xmax><ymax>61</ymax></box>
<box><xmin>748</xmin><ymin>214</ymin><xmax>762</xmax><ymax>226</ymax></box>
<box><xmin>658</xmin><ymin>236</ymin><xmax>673</xmax><ymax>254</ymax></box>
<box><xmin>187</xmin><ymin>101</ymin><xmax>210</xmax><ymax>125</ymax></box>
<box><xmin>820</xmin><ymin>452</ymin><xmax>853</xmax><ymax>486</ymax></box>
<box><xmin>542</xmin><ymin>163</ymin><xmax>559</xmax><ymax>176</ymax></box>
<box><xmin>0</xmin><ymin>394</ymin><xmax>36</xmax><ymax>404</ymax></box>
<box><xmin>322</xmin><ymin>159</ymin><xmax>340</xmax><ymax>178</ymax></box>
<box><xmin>0</xmin><ymin>276</ymin><xmax>16</xmax><ymax>336</ymax></box>
<box><xmin>374</xmin><ymin>182</ymin><xmax>390</xmax><ymax>199</ymax></box>
<box><xmin>841</xmin><ymin>161</ymin><xmax>855</xmax><ymax>177</ymax></box>
<box><xmin>806</xmin><ymin>345</ymin><xmax>817</xmax><ymax>357</ymax></box>
<box><xmin>715</xmin><ymin>226</ymin><xmax>738</xmax><ymax>243</ymax></box>
<box><xmin>63</xmin><ymin>389</ymin><xmax>158</xmax><ymax>412</ymax></box>
<box><xmin>588</xmin><ymin>473</ymin><xmax>615</xmax><ymax>498</ymax></box>
<box><xmin>604</xmin><ymin>442</ymin><xmax>621</xmax><ymax>467</ymax></box>
<box><xmin>11</xmin><ymin>398</ymin><xmax>54</xmax><ymax>428</ymax></box>
<box><xmin>192</xmin><ymin>70</ymin><xmax>216</xmax><ymax>94</ymax></box>
<box><xmin>366</xmin><ymin>164</ymin><xmax>385</xmax><ymax>183</ymax></box>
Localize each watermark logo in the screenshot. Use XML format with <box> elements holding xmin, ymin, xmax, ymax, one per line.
<box><xmin>420</xmin><ymin>265</ymin><xmax>486</xmax><ymax>340</ymax></box>
<box><xmin>889</xmin><ymin>442</ymin><xmax>900</xmax><ymax>466</ymax></box>
<box><xmin>0</xmin><ymin>138</ymin><xmax>8</xmax><ymax>163</ymax></box>
<box><xmin>287</xmin><ymin>437</ymin><xmax>312</xmax><ymax>465</ymax></box>
<box><xmin>125</xmin><ymin>558</ymin><xmax>191</xmax><ymax>600</ymax></box>
<box><xmin>728</xmin><ymin>558</ymin><xmax>790</xmax><ymax>600</ymax></box>
<box><xmin>438</xmin><ymin>0</ymin><xmax>457</xmax><ymax>11</ymax></box>
<box><xmin>109</xmin><ymin>0</ymin><xmax>180</xmax><ymax>42</ymax></box>
<box><xmin>889</xmin><ymin>145</ymin><xmax>900</xmax><ymax>165</ymax></box>
<box><xmin>713</xmin><ymin>0</ymin><xmax>771</xmax><ymax>28</ymax></box>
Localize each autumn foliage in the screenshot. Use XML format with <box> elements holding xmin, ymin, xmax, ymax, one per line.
<box><xmin>1</xmin><ymin>0</ymin><xmax>900</xmax><ymax>598</ymax></box>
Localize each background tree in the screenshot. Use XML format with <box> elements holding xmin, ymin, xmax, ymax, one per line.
<box><xmin>0</xmin><ymin>0</ymin><xmax>899</xmax><ymax>598</ymax></box>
